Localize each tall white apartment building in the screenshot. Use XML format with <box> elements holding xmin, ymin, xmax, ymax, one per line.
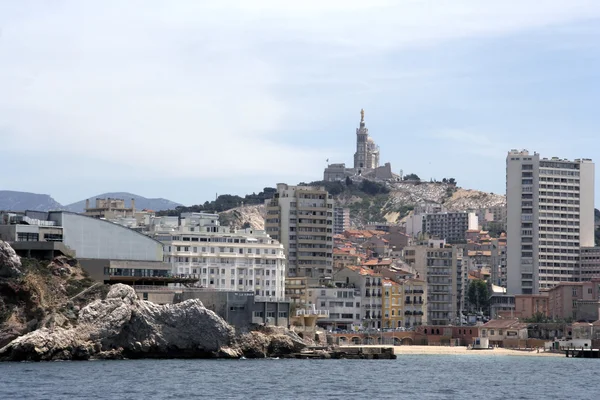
<box><xmin>265</xmin><ymin>184</ymin><xmax>334</xmax><ymax>282</ymax></box>
<box><xmin>154</xmin><ymin>213</ymin><xmax>286</xmax><ymax>301</ymax></box>
<box><xmin>506</xmin><ymin>150</ymin><xmax>595</xmax><ymax>295</ymax></box>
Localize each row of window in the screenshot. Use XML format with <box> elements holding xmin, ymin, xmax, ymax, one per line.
<box><xmin>169</xmin><ymin>246</ymin><xmax>281</xmax><ymax>255</ymax></box>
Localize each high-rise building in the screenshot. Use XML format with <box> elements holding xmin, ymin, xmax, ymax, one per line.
<box><xmin>353</xmin><ymin>109</ymin><xmax>380</xmax><ymax>171</ymax></box>
<box><xmin>265</xmin><ymin>184</ymin><xmax>334</xmax><ymax>282</ymax></box>
<box><xmin>333</xmin><ymin>207</ymin><xmax>350</xmax><ymax>235</ymax></box>
<box><xmin>506</xmin><ymin>150</ymin><xmax>595</xmax><ymax>295</ymax></box>
<box><xmin>403</xmin><ymin>240</ymin><xmax>464</xmax><ymax>326</ymax></box>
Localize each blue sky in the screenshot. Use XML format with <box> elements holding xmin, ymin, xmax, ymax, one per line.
<box><xmin>1</xmin><ymin>1</ymin><xmax>600</xmax><ymax>206</ymax></box>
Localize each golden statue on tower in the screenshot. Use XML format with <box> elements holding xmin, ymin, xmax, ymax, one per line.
<box><xmin>360</xmin><ymin>108</ymin><xmax>365</xmax><ymax>122</ymax></box>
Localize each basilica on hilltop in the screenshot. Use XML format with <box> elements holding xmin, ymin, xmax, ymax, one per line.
<box><xmin>323</xmin><ymin>109</ymin><xmax>394</xmax><ymax>181</ymax></box>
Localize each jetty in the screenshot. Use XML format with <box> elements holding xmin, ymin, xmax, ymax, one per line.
<box><xmin>284</xmin><ymin>346</ymin><xmax>396</xmax><ymax>360</ymax></box>
<box><xmin>564</xmin><ymin>348</ymin><xmax>600</xmax><ymax>358</ymax></box>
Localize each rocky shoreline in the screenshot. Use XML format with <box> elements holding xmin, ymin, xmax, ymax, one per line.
<box><xmin>0</xmin><ymin>241</ymin><xmax>312</xmax><ymax>362</ymax></box>
<box><xmin>0</xmin><ymin>284</ymin><xmax>307</xmax><ymax>361</ymax></box>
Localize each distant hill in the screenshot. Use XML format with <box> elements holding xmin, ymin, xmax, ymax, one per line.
<box><xmin>0</xmin><ymin>191</ymin><xmax>63</xmax><ymax>212</ymax></box>
<box><xmin>65</xmin><ymin>192</ymin><xmax>182</xmax><ymax>213</ymax></box>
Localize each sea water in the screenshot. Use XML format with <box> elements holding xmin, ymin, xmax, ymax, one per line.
<box><xmin>0</xmin><ymin>355</ymin><xmax>597</xmax><ymax>399</ymax></box>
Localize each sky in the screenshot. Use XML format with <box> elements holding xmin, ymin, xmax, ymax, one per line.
<box><xmin>1</xmin><ymin>0</ymin><xmax>600</xmax><ymax>206</ymax></box>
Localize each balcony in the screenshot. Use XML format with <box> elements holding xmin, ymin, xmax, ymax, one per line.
<box><xmin>404</xmin><ymin>311</ymin><xmax>413</xmax><ymax>315</ymax></box>
<box><xmin>296</xmin><ymin>309</ymin><xmax>329</xmax><ymax>317</ymax></box>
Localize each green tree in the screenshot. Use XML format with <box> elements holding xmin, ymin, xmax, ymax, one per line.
<box><xmin>403</xmin><ymin>173</ymin><xmax>420</xmax><ymax>181</ymax></box>
<box><xmin>467</xmin><ymin>279</ymin><xmax>489</xmax><ymax>314</ymax></box>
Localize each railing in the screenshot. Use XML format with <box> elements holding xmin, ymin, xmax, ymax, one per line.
<box><xmin>296</xmin><ymin>309</ymin><xmax>329</xmax><ymax>317</ymax></box>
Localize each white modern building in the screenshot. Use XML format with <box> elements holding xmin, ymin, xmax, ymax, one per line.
<box><xmin>154</xmin><ymin>212</ymin><xmax>286</xmax><ymax>301</ymax></box>
<box><xmin>506</xmin><ymin>150</ymin><xmax>595</xmax><ymax>295</ymax></box>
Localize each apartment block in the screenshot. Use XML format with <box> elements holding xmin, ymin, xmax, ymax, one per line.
<box><xmin>308</xmin><ymin>285</ymin><xmax>362</xmax><ymax>330</ymax></box>
<box><xmin>382</xmin><ymin>278</ymin><xmax>427</xmax><ymax>329</ymax></box>
<box><xmin>405</xmin><ymin>212</ymin><xmax>478</xmax><ymax>243</ymax></box>
<box><xmin>156</xmin><ymin>212</ymin><xmax>286</xmax><ymax>301</ymax></box>
<box><xmin>333</xmin><ymin>207</ymin><xmax>351</xmax><ymax>235</ymax></box>
<box><xmin>335</xmin><ymin>266</ymin><xmax>383</xmax><ymax>329</ymax></box>
<box><xmin>580</xmin><ymin>247</ymin><xmax>600</xmax><ymax>281</ymax></box>
<box><xmin>506</xmin><ymin>150</ymin><xmax>595</xmax><ymax>295</ymax></box>
<box><xmin>403</xmin><ymin>240</ymin><xmax>464</xmax><ymax>325</ymax></box>
<box><xmin>265</xmin><ymin>184</ymin><xmax>334</xmax><ymax>282</ymax></box>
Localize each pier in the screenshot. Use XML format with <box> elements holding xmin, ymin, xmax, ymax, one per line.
<box><xmin>564</xmin><ymin>348</ymin><xmax>600</xmax><ymax>358</ymax></box>
<box><xmin>285</xmin><ymin>346</ymin><xmax>397</xmax><ymax>360</ymax></box>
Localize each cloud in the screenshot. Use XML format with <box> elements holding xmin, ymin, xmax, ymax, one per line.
<box><xmin>1</xmin><ymin>0</ymin><xmax>599</xmax><ymax>183</ymax></box>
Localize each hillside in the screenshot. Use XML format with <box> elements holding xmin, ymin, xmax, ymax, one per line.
<box><xmin>0</xmin><ymin>191</ymin><xmax>63</xmax><ymax>212</ymax></box>
<box><xmin>219</xmin><ymin>205</ymin><xmax>267</xmax><ymax>230</ymax></box>
<box><xmin>213</xmin><ymin>180</ymin><xmax>506</xmax><ymax>229</ymax></box>
<box><xmin>65</xmin><ymin>192</ymin><xmax>182</xmax><ymax>213</ymax></box>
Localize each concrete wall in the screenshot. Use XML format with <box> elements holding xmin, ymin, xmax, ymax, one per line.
<box><xmin>49</xmin><ymin>212</ymin><xmax>163</xmax><ymax>261</ymax></box>
<box><xmin>180</xmin><ymin>291</ymin><xmax>255</xmax><ymax>330</ymax></box>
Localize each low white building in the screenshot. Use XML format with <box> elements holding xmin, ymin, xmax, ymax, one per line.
<box><xmin>152</xmin><ymin>213</ymin><xmax>286</xmax><ymax>301</ymax></box>
<box><xmin>307</xmin><ymin>285</ymin><xmax>362</xmax><ymax>330</ymax></box>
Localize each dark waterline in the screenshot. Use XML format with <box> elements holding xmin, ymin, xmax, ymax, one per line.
<box><xmin>0</xmin><ymin>355</ymin><xmax>597</xmax><ymax>400</ymax></box>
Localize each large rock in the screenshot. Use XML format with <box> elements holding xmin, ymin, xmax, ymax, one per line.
<box><xmin>0</xmin><ymin>284</ymin><xmax>237</xmax><ymax>361</ymax></box>
<box><xmin>0</xmin><ymin>241</ymin><xmax>21</xmax><ymax>278</ymax></box>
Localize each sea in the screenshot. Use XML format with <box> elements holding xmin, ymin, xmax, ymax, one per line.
<box><xmin>0</xmin><ymin>355</ymin><xmax>597</xmax><ymax>400</ymax></box>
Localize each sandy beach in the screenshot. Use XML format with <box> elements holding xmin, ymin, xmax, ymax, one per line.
<box><xmin>341</xmin><ymin>345</ymin><xmax>563</xmax><ymax>357</ymax></box>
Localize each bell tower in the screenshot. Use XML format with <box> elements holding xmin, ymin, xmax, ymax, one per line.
<box><xmin>354</xmin><ymin>108</ymin><xmax>368</xmax><ymax>169</ymax></box>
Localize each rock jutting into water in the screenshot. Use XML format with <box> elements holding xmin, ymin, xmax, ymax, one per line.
<box><xmin>0</xmin><ymin>283</ymin><xmax>306</xmax><ymax>361</ymax></box>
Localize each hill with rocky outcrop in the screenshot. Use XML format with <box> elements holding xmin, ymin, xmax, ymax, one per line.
<box><xmin>219</xmin><ymin>181</ymin><xmax>506</xmax><ymax>229</ymax></box>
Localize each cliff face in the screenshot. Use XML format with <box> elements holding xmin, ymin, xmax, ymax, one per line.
<box><xmin>0</xmin><ymin>241</ymin><xmax>107</xmax><ymax>348</ymax></box>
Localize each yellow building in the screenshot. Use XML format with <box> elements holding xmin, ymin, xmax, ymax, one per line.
<box><xmin>383</xmin><ymin>279</ymin><xmax>403</xmax><ymax>329</ymax></box>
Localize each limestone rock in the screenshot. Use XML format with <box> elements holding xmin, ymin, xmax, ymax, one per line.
<box><xmin>0</xmin><ymin>241</ymin><xmax>22</xmax><ymax>278</ymax></box>
<box><xmin>0</xmin><ymin>284</ymin><xmax>237</xmax><ymax>361</ymax></box>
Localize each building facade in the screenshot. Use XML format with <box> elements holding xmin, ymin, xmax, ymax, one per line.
<box><xmin>403</xmin><ymin>240</ymin><xmax>463</xmax><ymax>326</ymax></box>
<box><xmin>406</xmin><ymin>212</ymin><xmax>478</xmax><ymax>244</ymax></box>
<box><xmin>156</xmin><ymin>213</ymin><xmax>286</xmax><ymax>301</ymax></box>
<box><xmin>265</xmin><ymin>184</ymin><xmax>334</xmax><ymax>282</ymax></box>
<box><xmin>506</xmin><ymin>150</ymin><xmax>595</xmax><ymax>294</ymax></box>
<box><xmin>84</xmin><ymin>198</ymin><xmax>136</xmax><ymax>219</ymax></box>
<box><xmin>333</xmin><ymin>207</ymin><xmax>351</xmax><ymax>235</ymax></box>
<box><xmin>308</xmin><ymin>285</ymin><xmax>362</xmax><ymax>330</ymax></box>
<box><xmin>580</xmin><ymin>246</ymin><xmax>600</xmax><ymax>281</ymax></box>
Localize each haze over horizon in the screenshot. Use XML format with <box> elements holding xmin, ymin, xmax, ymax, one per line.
<box><xmin>2</xmin><ymin>1</ymin><xmax>600</xmax><ymax>206</ymax></box>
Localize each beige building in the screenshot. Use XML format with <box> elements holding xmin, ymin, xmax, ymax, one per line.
<box><xmin>506</xmin><ymin>150</ymin><xmax>595</xmax><ymax>294</ymax></box>
<box><xmin>547</xmin><ymin>281</ymin><xmax>600</xmax><ymax>320</ymax></box>
<box><xmin>403</xmin><ymin>240</ymin><xmax>464</xmax><ymax>325</ymax></box>
<box><xmin>265</xmin><ymin>184</ymin><xmax>334</xmax><ymax>283</ymax></box>
<box><xmin>84</xmin><ymin>198</ymin><xmax>136</xmax><ymax>219</ymax></box>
